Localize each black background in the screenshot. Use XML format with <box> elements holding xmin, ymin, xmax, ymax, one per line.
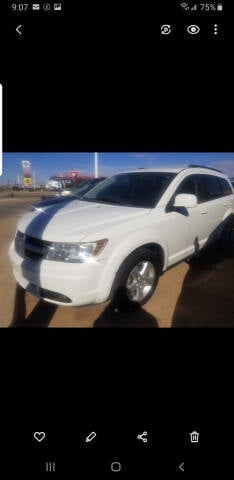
<box><xmin>1</xmin><ymin>1</ymin><xmax>234</xmax><ymax>476</ymax></box>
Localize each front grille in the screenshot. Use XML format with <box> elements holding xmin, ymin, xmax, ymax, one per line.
<box><xmin>15</xmin><ymin>231</ymin><xmax>50</xmax><ymax>261</ymax></box>
<box><xmin>25</xmin><ymin>235</ymin><xmax>47</xmax><ymax>247</ymax></box>
<box><xmin>24</xmin><ymin>248</ymin><xmax>43</xmax><ymax>260</ymax></box>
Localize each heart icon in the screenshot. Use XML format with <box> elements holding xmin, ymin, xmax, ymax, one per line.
<box><xmin>34</xmin><ymin>431</ymin><xmax>46</xmax><ymax>442</ymax></box>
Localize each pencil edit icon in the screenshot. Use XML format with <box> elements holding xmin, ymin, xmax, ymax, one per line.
<box><xmin>85</xmin><ymin>431</ymin><xmax>97</xmax><ymax>443</ymax></box>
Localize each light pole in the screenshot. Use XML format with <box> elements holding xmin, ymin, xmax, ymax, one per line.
<box><xmin>94</xmin><ymin>152</ymin><xmax>99</xmax><ymax>178</ymax></box>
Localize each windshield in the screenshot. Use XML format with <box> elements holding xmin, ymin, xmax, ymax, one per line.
<box><xmin>82</xmin><ymin>172</ymin><xmax>176</xmax><ymax>208</ymax></box>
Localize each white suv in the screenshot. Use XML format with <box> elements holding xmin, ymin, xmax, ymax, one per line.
<box><xmin>9</xmin><ymin>166</ymin><xmax>234</xmax><ymax>306</ymax></box>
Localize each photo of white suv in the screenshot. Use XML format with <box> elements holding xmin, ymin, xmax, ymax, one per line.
<box><xmin>9</xmin><ymin>165</ymin><xmax>234</xmax><ymax>307</ymax></box>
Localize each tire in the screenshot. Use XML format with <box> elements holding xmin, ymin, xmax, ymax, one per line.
<box><xmin>111</xmin><ymin>248</ymin><xmax>159</xmax><ymax>305</ymax></box>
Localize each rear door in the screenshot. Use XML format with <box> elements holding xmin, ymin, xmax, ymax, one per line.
<box><xmin>195</xmin><ymin>174</ymin><xmax>227</xmax><ymax>244</ymax></box>
<box><xmin>217</xmin><ymin>177</ymin><xmax>234</xmax><ymax>224</ymax></box>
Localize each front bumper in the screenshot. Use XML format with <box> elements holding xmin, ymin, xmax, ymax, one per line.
<box><xmin>9</xmin><ymin>242</ymin><xmax>107</xmax><ymax>306</ymax></box>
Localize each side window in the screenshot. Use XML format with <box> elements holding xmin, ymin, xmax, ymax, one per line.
<box><xmin>166</xmin><ymin>175</ymin><xmax>196</xmax><ymax>210</ymax></box>
<box><xmin>218</xmin><ymin>177</ymin><xmax>233</xmax><ymax>196</ymax></box>
<box><xmin>198</xmin><ymin>175</ymin><xmax>223</xmax><ymax>202</ymax></box>
<box><xmin>176</xmin><ymin>176</ymin><xmax>196</xmax><ymax>196</ymax></box>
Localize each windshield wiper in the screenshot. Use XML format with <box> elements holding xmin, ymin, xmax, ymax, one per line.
<box><xmin>81</xmin><ymin>196</ymin><xmax>134</xmax><ymax>206</ymax></box>
<box><xmin>96</xmin><ymin>197</ymin><xmax>123</xmax><ymax>204</ymax></box>
<box><xmin>93</xmin><ymin>196</ymin><xmax>135</xmax><ymax>206</ymax></box>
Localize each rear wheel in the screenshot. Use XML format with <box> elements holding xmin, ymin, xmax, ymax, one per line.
<box><xmin>111</xmin><ymin>248</ymin><xmax>159</xmax><ymax>305</ymax></box>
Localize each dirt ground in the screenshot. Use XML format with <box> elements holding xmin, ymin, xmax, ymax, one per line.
<box><xmin>1</xmin><ymin>192</ymin><xmax>234</xmax><ymax>328</ymax></box>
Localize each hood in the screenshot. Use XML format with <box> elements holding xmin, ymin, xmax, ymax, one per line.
<box><xmin>17</xmin><ymin>200</ymin><xmax>151</xmax><ymax>242</ymax></box>
<box><xmin>33</xmin><ymin>196</ymin><xmax>74</xmax><ymax>209</ymax></box>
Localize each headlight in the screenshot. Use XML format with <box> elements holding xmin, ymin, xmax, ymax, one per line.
<box><xmin>45</xmin><ymin>239</ymin><xmax>108</xmax><ymax>262</ymax></box>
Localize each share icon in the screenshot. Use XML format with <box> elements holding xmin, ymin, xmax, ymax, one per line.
<box><xmin>137</xmin><ymin>431</ymin><xmax>148</xmax><ymax>443</ymax></box>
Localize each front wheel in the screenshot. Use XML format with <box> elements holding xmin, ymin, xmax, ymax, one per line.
<box><xmin>111</xmin><ymin>248</ymin><xmax>159</xmax><ymax>305</ymax></box>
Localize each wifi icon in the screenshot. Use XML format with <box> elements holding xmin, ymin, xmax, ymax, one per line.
<box><xmin>180</xmin><ymin>2</ymin><xmax>190</xmax><ymax>9</ymax></box>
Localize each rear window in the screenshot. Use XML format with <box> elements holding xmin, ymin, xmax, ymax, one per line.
<box><xmin>218</xmin><ymin>177</ymin><xmax>233</xmax><ymax>196</ymax></box>
<box><xmin>198</xmin><ymin>174</ymin><xmax>223</xmax><ymax>202</ymax></box>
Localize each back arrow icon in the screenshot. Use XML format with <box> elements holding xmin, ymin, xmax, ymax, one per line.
<box><xmin>16</xmin><ymin>25</ymin><xmax>22</xmax><ymax>35</ymax></box>
<box><xmin>178</xmin><ymin>462</ymin><xmax>184</xmax><ymax>472</ymax></box>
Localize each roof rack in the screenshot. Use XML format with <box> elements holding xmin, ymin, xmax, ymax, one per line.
<box><xmin>187</xmin><ymin>164</ymin><xmax>223</xmax><ymax>173</ymax></box>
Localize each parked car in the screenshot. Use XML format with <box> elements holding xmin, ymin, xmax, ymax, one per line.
<box><xmin>31</xmin><ymin>177</ymin><xmax>107</xmax><ymax>210</ymax></box>
<box><xmin>59</xmin><ymin>177</ymin><xmax>107</xmax><ymax>197</ymax></box>
<box><xmin>9</xmin><ymin>166</ymin><xmax>234</xmax><ymax>307</ymax></box>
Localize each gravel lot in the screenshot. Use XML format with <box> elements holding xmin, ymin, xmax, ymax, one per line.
<box><xmin>1</xmin><ymin>192</ymin><xmax>234</xmax><ymax>328</ymax></box>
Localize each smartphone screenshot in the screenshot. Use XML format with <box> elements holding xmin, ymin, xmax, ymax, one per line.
<box><xmin>1</xmin><ymin>0</ymin><xmax>233</xmax><ymax>476</ymax></box>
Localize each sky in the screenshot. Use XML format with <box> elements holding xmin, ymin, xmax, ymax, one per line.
<box><xmin>1</xmin><ymin>152</ymin><xmax>234</xmax><ymax>184</ymax></box>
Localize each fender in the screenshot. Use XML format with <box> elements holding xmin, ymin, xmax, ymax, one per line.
<box><xmin>222</xmin><ymin>207</ymin><xmax>233</xmax><ymax>222</ymax></box>
<box><xmin>95</xmin><ymin>229</ymin><xmax>168</xmax><ymax>303</ymax></box>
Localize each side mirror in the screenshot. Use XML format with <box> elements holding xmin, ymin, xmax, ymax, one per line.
<box><xmin>174</xmin><ymin>193</ymin><xmax>198</xmax><ymax>208</ymax></box>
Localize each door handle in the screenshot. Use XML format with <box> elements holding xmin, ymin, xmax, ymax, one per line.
<box><xmin>201</xmin><ymin>210</ymin><xmax>208</xmax><ymax>214</ymax></box>
<box><xmin>223</xmin><ymin>202</ymin><xmax>228</xmax><ymax>206</ymax></box>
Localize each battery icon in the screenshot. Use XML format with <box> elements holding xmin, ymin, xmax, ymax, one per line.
<box><xmin>217</xmin><ymin>3</ymin><xmax>223</xmax><ymax>11</ymax></box>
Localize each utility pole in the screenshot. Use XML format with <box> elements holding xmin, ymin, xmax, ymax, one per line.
<box><xmin>33</xmin><ymin>171</ymin><xmax>36</xmax><ymax>190</ymax></box>
<box><xmin>94</xmin><ymin>152</ymin><xmax>99</xmax><ymax>178</ymax></box>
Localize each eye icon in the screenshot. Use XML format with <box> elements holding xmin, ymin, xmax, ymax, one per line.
<box><xmin>187</xmin><ymin>25</ymin><xmax>200</xmax><ymax>35</ymax></box>
<box><xmin>161</xmin><ymin>24</ymin><xmax>172</xmax><ymax>35</ymax></box>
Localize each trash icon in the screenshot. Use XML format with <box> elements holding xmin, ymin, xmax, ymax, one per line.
<box><xmin>190</xmin><ymin>431</ymin><xmax>200</xmax><ymax>443</ymax></box>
